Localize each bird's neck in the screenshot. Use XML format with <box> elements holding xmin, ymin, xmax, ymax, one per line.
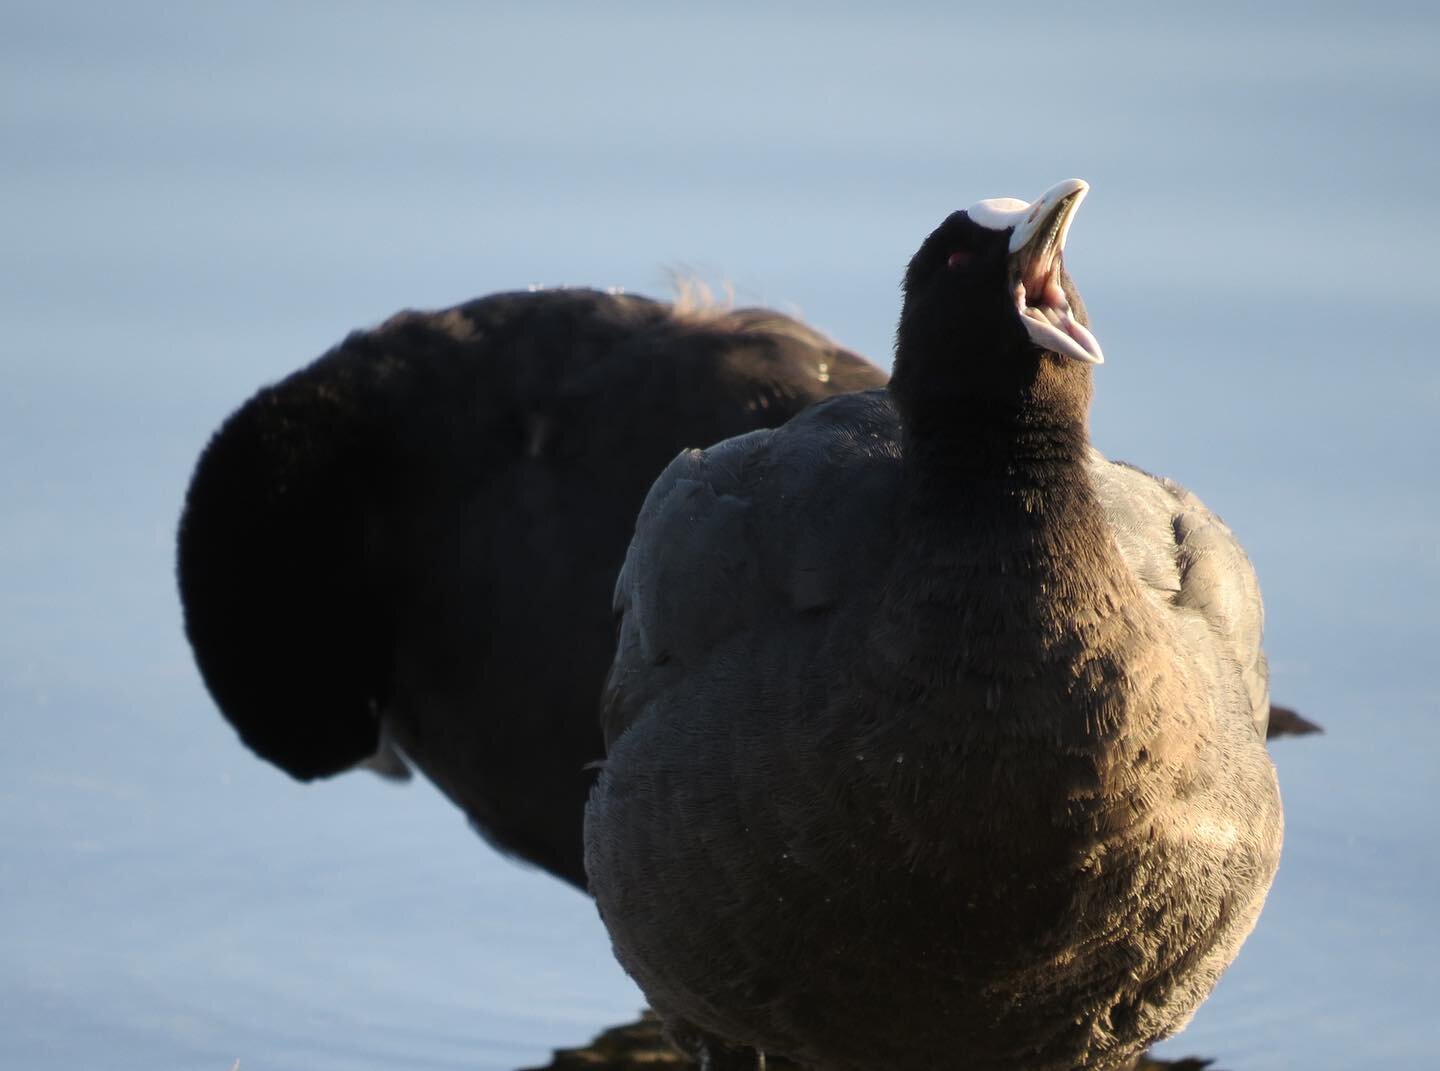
<box><xmin>873</xmin><ymin>389</ymin><xmax>1147</xmax><ymax>695</ymax></box>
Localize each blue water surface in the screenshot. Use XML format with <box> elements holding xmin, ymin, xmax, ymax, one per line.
<box><xmin>2</xmin><ymin>3</ymin><xmax>1436</xmax><ymax>1068</ymax></box>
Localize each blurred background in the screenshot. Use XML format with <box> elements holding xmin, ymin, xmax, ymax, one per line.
<box><xmin>3</xmin><ymin>2</ymin><xmax>1436</xmax><ymax>1068</ymax></box>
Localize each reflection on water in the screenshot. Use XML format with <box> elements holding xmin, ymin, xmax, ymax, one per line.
<box><xmin>523</xmin><ymin>1015</ymin><xmax>1214</xmax><ymax>1071</ymax></box>
<box><xmin>3</xmin><ymin>3</ymin><xmax>1438</xmax><ymax>1070</ymax></box>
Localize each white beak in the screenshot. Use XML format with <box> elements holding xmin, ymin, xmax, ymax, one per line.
<box><xmin>968</xmin><ymin>178</ymin><xmax>1103</xmax><ymax>365</ymax></box>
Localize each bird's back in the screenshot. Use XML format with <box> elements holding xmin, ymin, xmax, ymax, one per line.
<box><xmin>177</xmin><ymin>288</ymin><xmax>885</xmax><ymax>886</ymax></box>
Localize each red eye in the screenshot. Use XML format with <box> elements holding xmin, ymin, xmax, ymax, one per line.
<box><xmin>946</xmin><ymin>250</ymin><xmax>972</xmax><ymax>269</ymax></box>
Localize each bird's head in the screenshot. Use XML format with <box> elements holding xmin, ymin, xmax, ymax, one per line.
<box><xmin>892</xmin><ymin>179</ymin><xmax>1103</xmax><ymax>413</ymax></box>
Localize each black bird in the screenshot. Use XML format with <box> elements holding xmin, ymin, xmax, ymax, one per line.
<box><xmin>586</xmin><ymin>181</ymin><xmax>1285</xmax><ymax>1070</ymax></box>
<box><xmin>177</xmin><ymin>288</ymin><xmax>885</xmax><ymax>887</ymax></box>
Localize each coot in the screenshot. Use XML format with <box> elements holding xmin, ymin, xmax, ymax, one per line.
<box><xmin>177</xmin><ymin>288</ymin><xmax>885</xmax><ymax>887</ymax></box>
<box><xmin>587</xmin><ymin>182</ymin><xmax>1284</xmax><ymax>1070</ymax></box>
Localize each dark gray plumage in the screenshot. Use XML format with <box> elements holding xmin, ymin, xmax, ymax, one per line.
<box><xmin>586</xmin><ymin>184</ymin><xmax>1283</xmax><ymax>1070</ymax></box>
<box><xmin>177</xmin><ymin>288</ymin><xmax>885</xmax><ymax>887</ymax></box>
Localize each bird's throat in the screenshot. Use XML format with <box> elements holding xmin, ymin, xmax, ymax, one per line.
<box><xmin>876</xmin><ymin>395</ymin><xmax>1138</xmax><ymax>692</ymax></box>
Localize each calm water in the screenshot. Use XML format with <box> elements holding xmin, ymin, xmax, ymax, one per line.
<box><xmin>3</xmin><ymin>3</ymin><xmax>1437</xmax><ymax>1068</ymax></box>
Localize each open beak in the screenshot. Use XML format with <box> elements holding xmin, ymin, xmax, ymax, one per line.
<box><xmin>1005</xmin><ymin>179</ymin><xmax>1104</xmax><ymax>365</ymax></box>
